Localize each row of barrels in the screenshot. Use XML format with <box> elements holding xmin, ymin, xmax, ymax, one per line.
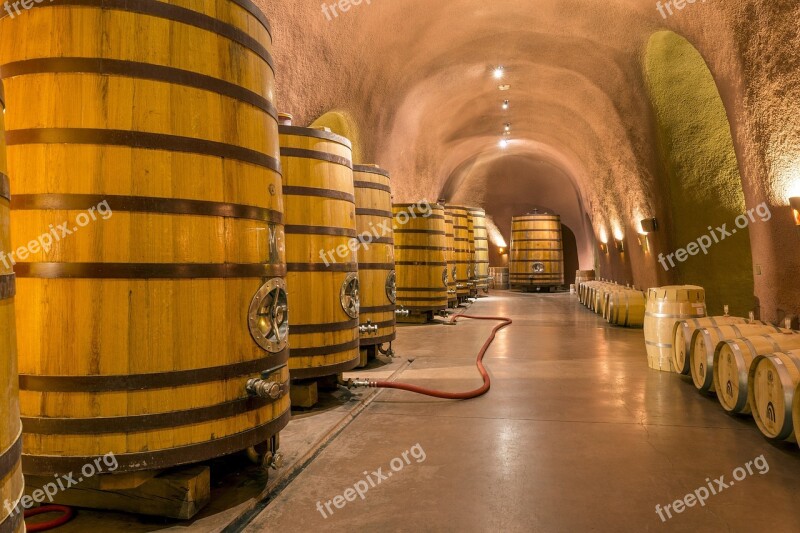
<box><xmin>672</xmin><ymin>313</ymin><xmax>800</xmax><ymax>445</ymax></box>
<box><xmin>577</xmin><ymin>276</ymin><xmax>646</xmax><ymax>328</ymax></box>
<box><xmin>395</xmin><ymin>204</ymin><xmax>492</xmax><ymax>318</ymax></box>
<box><xmin>0</xmin><ymin>1</ymin><xmax>429</xmax><ymax>518</ymax></box>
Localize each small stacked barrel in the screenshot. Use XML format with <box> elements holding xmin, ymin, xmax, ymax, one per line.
<box><xmin>490</xmin><ymin>267</ymin><xmax>509</xmax><ymax>290</ymax></box>
<box><xmin>605</xmin><ymin>287</ymin><xmax>646</xmax><ymax>328</ymax></box>
<box><xmin>393</xmin><ymin>203</ymin><xmax>448</xmax><ymax>320</ymax></box>
<box><xmin>443</xmin><ymin>210</ymin><xmax>458</xmax><ymax>307</ymax></box>
<box><xmin>510</xmin><ymin>212</ymin><xmax>564</xmax><ymax>290</ymax></box>
<box><xmin>0</xmin><ymin>81</ymin><xmax>24</xmax><ymax>533</ymax></box>
<box><xmin>353</xmin><ymin>165</ymin><xmax>396</xmax><ymax>352</ymax></box>
<box><xmin>468</xmin><ymin>207</ymin><xmax>490</xmax><ymax>294</ymax></box>
<box><xmin>643</xmin><ymin>286</ymin><xmax>706</xmax><ymax>372</ymax></box>
<box><xmin>280</xmin><ymin>125</ymin><xmax>361</xmax><ymax>378</ymax></box>
<box><xmin>448</xmin><ymin>206</ymin><xmax>471</xmax><ymax>302</ymax></box>
<box><xmin>690</xmin><ymin>322</ymin><xmax>784</xmax><ymax>394</ymax></box>
<box><xmin>1</xmin><ymin>1</ymin><xmax>291</xmax><ymax>474</ymax></box>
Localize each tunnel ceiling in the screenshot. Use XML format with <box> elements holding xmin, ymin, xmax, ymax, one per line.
<box><xmin>256</xmin><ymin>0</ymin><xmax>798</xmax><ymax>255</ymax></box>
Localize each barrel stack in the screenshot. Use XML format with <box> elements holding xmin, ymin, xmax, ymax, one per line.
<box><xmin>0</xmin><ymin>1</ymin><xmax>290</xmax><ymax>516</ymax></box>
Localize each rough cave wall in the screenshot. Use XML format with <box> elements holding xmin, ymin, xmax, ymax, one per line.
<box><xmin>256</xmin><ymin>0</ymin><xmax>800</xmax><ymax>322</ymax></box>
<box><xmin>644</xmin><ymin>31</ymin><xmax>756</xmax><ymax>317</ymax></box>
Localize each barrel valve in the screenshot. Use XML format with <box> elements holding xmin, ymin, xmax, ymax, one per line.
<box><xmin>263</xmin><ymin>450</ymin><xmax>285</xmax><ymax>470</ymax></box>
<box><xmin>749</xmin><ymin>311</ymin><xmax>756</xmax><ymax>324</ymax></box>
<box><xmin>246</xmin><ymin>378</ymin><xmax>286</xmax><ymax>400</ymax></box>
<box><xmin>359</xmin><ymin>320</ymin><xmax>379</xmax><ymax>334</ymax></box>
<box><xmin>348</xmin><ymin>378</ymin><xmax>374</xmax><ymax>389</ymax></box>
<box><xmin>396</xmin><ymin>307</ymin><xmax>410</xmax><ymax>317</ymax></box>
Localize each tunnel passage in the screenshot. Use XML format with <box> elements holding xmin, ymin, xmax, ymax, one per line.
<box><xmin>645</xmin><ymin>31</ymin><xmax>755</xmax><ymax>316</ymax></box>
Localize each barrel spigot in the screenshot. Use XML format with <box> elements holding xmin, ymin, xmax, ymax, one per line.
<box><xmin>246</xmin><ymin>378</ymin><xmax>286</xmax><ymax>400</ymax></box>
<box><xmin>359</xmin><ymin>320</ymin><xmax>379</xmax><ymax>334</ymax></box>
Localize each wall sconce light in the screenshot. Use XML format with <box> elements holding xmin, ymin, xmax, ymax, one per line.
<box><xmin>614</xmin><ymin>238</ymin><xmax>625</xmax><ymax>253</ymax></box>
<box><xmin>640</xmin><ymin>218</ymin><xmax>659</xmax><ymax>233</ymax></box>
<box><xmin>498</xmin><ymin>247</ymin><xmax>506</xmax><ymax>255</ymax></box>
<box><xmin>599</xmin><ymin>243</ymin><xmax>608</xmax><ymax>254</ymax></box>
<box><xmin>637</xmin><ymin>233</ymin><xmax>649</xmax><ymax>253</ymax></box>
<box><xmin>790</xmin><ymin>198</ymin><xmax>800</xmax><ymax>226</ymax></box>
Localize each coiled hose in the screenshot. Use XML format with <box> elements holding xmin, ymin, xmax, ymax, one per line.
<box><xmin>351</xmin><ymin>314</ymin><xmax>512</xmax><ymax>399</ymax></box>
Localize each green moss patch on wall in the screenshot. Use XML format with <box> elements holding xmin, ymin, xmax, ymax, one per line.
<box><xmin>645</xmin><ymin>31</ymin><xmax>755</xmax><ymax>315</ymax></box>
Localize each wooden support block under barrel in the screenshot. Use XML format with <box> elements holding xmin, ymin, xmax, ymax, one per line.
<box><xmin>24</xmin><ymin>466</ymin><xmax>210</xmax><ymax>520</ymax></box>
<box><xmin>290</xmin><ymin>381</ymin><xmax>319</xmax><ymax>409</ymax></box>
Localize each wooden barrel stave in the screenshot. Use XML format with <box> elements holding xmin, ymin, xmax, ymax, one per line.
<box><xmin>446</xmin><ymin>205</ymin><xmax>471</xmax><ymax>299</ymax></box>
<box><xmin>353</xmin><ymin>165</ymin><xmax>396</xmax><ymax>346</ymax></box>
<box><xmin>1</xmin><ymin>2</ymin><xmax>290</xmax><ymax>474</ymax></box>
<box><xmin>280</xmin><ymin>126</ymin><xmax>360</xmax><ymax>378</ymax></box>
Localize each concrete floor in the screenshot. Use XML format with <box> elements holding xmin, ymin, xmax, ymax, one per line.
<box><xmin>245</xmin><ymin>291</ymin><xmax>800</xmax><ymax>532</ymax></box>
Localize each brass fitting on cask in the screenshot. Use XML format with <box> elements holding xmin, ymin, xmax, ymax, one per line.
<box><xmin>246</xmin><ymin>378</ymin><xmax>286</xmax><ymax>400</ymax></box>
<box><xmin>395</xmin><ymin>307</ymin><xmax>410</xmax><ymax>317</ymax></box>
<box><xmin>359</xmin><ymin>320</ymin><xmax>379</xmax><ymax>334</ymax></box>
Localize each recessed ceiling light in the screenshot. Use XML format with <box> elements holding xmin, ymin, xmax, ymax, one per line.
<box><xmin>493</xmin><ymin>66</ymin><xmax>504</xmax><ymax>79</ymax></box>
<box><xmin>504</xmin><ymin>123</ymin><xmax>511</xmax><ymax>132</ymax></box>
<box><xmin>502</xmin><ymin>100</ymin><xmax>509</xmax><ymax>110</ymax></box>
<box><xmin>499</xmin><ymin>139</ymin><xmax>509</xmax><ymax>148</ymax></box>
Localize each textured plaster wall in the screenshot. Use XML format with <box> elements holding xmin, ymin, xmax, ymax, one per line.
<box><xmin>257</xmin><ymin>0</ymin><xmax>800</xmax><ymax>322</ymax></box>
<box><xmin>645</xmin><ymin>31</ymin><xmax>756</xmax><ymax>317</ymax></box>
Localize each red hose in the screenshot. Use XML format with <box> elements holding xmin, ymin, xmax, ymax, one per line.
<box><xmin>368</xmin><ymin>314</ymin><xmax>512</xmax><ymax>399</ymax></box>
<box><xmin>24</xmin><ymin>505</ymin><xmax>74</xmax><ymax>532</ymax></box>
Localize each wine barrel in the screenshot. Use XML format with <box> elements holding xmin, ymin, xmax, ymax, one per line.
<box><xmin>443</xmin><ymin>210</ymin><xmax>458</xmax><ymax>306</ymax></box>
<box><xmin>466</xmin><ymin>210</ymin><xmax>477</xmax><ymax>296</ymax></box>
<box><xmin>749</xmin><ymin>350</ymin><xmax>800</xmax><ymax>442</ymax></box>
<box><xmin>353</xmin><ymin>165</ymin><xmax>396</xmax><ymax>347</ymax></box>
<box><xmin>510</xmin><ymin>213</ymin><xmax>564</xmax><ymax>290</ymax></box>
<box><xmin>691</xmin><ymin>324</ymin><xmax>784</xmax><ymax>394</ymax></box>
<box><xmin>468</xmin><ymin>207</ymin><xmax>490</xmax><ymax>294</ymax></box>
<box><xmin>280</xmin><ymin>125</ymin><xmax>360</xmax><ymax>378</ymax></box>
<box><xmin>393</xmin><ymin>204</ymin><xmax>448</xmax><ymax>315</ymax></box>
<box><xmin>447</xmin><ymin>206</ymin><xmax>471</xmax><ymax>299</ymax></box>
<box><xmin>490</xmin><ymin>267</ymin><xmax>509</xmax><ymax>290</ymax></box>
<box><xmin>672</xmin><ymin>316</ymin><xmax>749</xmax><ymax>375</ymax></box>
<box><xmin>1</xmin><ymin>2</ymin><xmax>290</xmax><ymax>474</ymax></box>
<box><xmin>0</xmin><ymin>82</ymin><xmax>24</xmax><ymax>533</ymax></box>
<box><xmin>606</xmin><ymin>289</ymin><xmax>646</xmax><ymax>328</ymax></box>
<box><xmin>575</xmin><ymin>270</ymin><xmax>595</xmax><ymax>289</ymax></box>
<box><xmin>713</xmin><ymin>332</ymin><xmax>800</xmax><ymax>414</ymax></box>
<box><xmin>644</xmin><ymin>286</ymin><xmax>706</xmax><ymax>372</ymax></box>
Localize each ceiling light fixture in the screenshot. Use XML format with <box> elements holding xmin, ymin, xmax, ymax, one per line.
<box><xmin>504</xmin><ymin>123</ymin><xmax>511</xmax><ymax>132</ymax></box>
<box><xmin>499</xmin><ymin>139</ymin><xmax>509</xmax><ymax>149</ymax></box>
<box><xmin>502</xmin><ymin>100</ymin><xmax>509</xmax><ymax>110</ymax></box>
<box><xmin>493</xmin><ymin>66</ymin><xmax>504</xmax><ymax>79</ymax></box>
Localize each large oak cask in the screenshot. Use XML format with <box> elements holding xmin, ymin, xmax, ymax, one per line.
<box><xmin>0</xmin><ymin>81</ymin><xmax>25</xmax><ymax>533</ymax></box>
<box><xmin>447</xmin><ymin>206</ymin><xmax>471</xmax><ymax>300</ymax></box>
<box><xmin>280</xmin><ymin>125</ymin><xmax>360</xmax><ymax>378</ymax></box>
<box><xmin>353</xmin><ymin>165</ymin><xmax>396</xmax><ymax>347</ymax></box>
<box><xmin>393</xmin><ymin>203</ymin><xmax>448</xmax><ymax>316</ymax></box>
<box><xmin>510</xmin><ymin>213</ymin><xmax>564</xmax><ymax>290</ymax></box>
<box><xmin>443</xmin><ymin>210</ymin><xmax>458</xmax><ymax>306</ymax></box>
<box><xmin>0</xmin><ymin>1</ymin><xmax>290</xmax><ymax>474</ymax></box>
<box><xmin>468</xmin><ymin>207</ymin><xmax>490</xmax><ymax>294</ymax></box>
